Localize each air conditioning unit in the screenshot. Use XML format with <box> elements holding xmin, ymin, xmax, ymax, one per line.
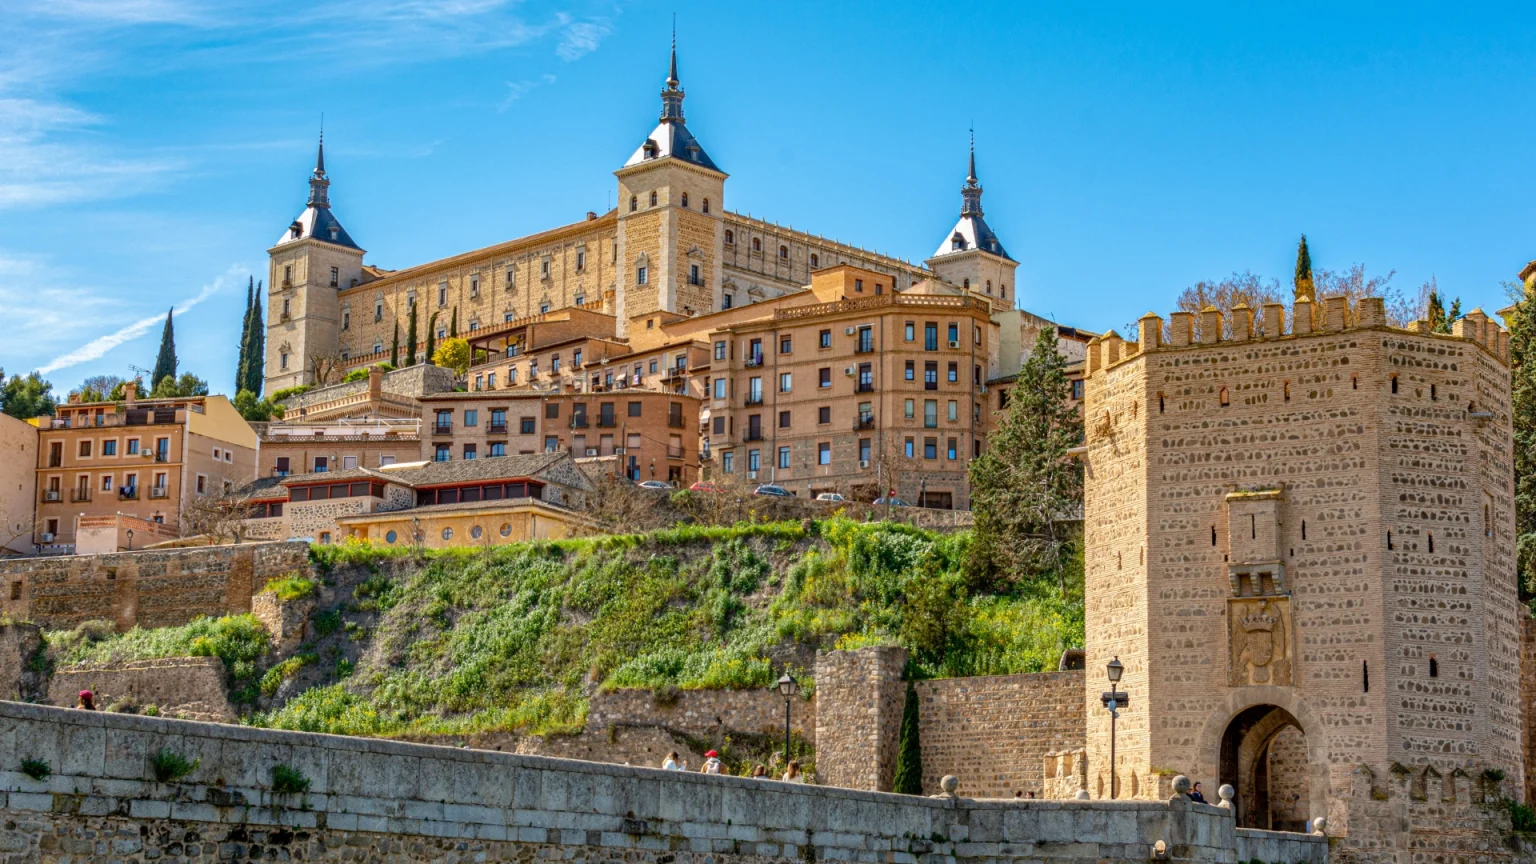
<box><xmin>614</xmin><ymin>447</ymin><xmax>626</xmax><ymax>455</ymax></box>
<box><xmin>844</xmin><ymin>367</ymin><xmax>855</xmax><ymax>376</ymax></box>
<box><xmin>844</xmin><ymin>327</ymin><xmax>856</xmax><ymax>336</ymax></box>
<box><xmin>949</xmin><ymin>340</ymin><xmax>960</xmax><ymax>349</ymax></box>
<box><xmin>858</xmin><ymin>460</ymin><xmax>870</xmax><ymax>469</ymax></box>
<box><xmin>40</xmin><ymin>533</ymin><xmax>54</xmax><ymax>543</ymax></box>
<box><xmin>585</xmin><ymin>448</ymin><xmax>599</xmax><ymax>457</ymax></box>
<box><xmin>748</xmin><ymin>471</ymin><xmax>759</xmax><ymax>480</ymax></box>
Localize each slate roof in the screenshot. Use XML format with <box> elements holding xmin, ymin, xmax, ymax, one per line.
<box><xmin>624</xmin><ymin>120</ymin><xmax>721</xmax><ymax>173</ymax></box>
<box><xmin>934</xmin><ymin>213</ymin><xmax>1012</xmax><ymax>262</ymax></box>
<box><xmin>279</xmin><ymin>451</ymin><xmax>576</xmax><ymax>490</ymax></box>
<box><xmin>275</xmin><ymin>204</ymin><xmax>360</xmax><ymax>251</ymax></box>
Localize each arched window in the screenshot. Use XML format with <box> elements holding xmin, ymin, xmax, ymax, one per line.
<box><xmin>779</xmin><ymin>245</ymin><xmax>788</xmax><ymax>260</ymax></box>
<box><xmin>963</xmin><ymin>278</ymin><xmax>970</xmax><ymax>289</ymax></box>
<box><xmin>681</xmin><ymin>192</ymin><xmax>689</xmax><ymax>208</ymax></box>
<box><xmin>1000</xmin><ymin>284</ymin><xmax>1006</xmax><ymax>299</ymax></box>
<box><xmin>629</xmin><ymin>195</ymin><xmax>637</xmax><ymax>212</ymax></box>
<box><xmin>752</xmin><ymin>238</ymin><xmax>761</xmax><ymax>253</ymax></box>
<box><xmin>725</xmin><ymin>230</ymin><xmax>734</xmax><ymax>245</ymax></box>
<box><xmin>649</xmin><ymin>191</ymin><xmax>658</xmax><ymax>207</ymax></box>
<box><xmin>702</xmin><ymin>198</ymin><xmax>710</xmax><ymax>214</ymax></box>
<box><xmin>1219</xmin><ymin>386</ymin><xmax>1230</xmax><ymax>406</ymax></box>
<box><xmin>986</xmin><ymin>280</ymin><xmax>992</xmax><ymax>294</ymax></box>
<box><xmin>810</xmin><ymin>253</ymin><xmax>819</xmax><ymax>269</ymax></box>
<box><xmin>1391</xmin><ymin>374</ymin><xmax>1399</xmax><ymax>394</ymax></box>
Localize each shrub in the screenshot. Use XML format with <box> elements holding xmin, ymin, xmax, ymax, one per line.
<box><xmin>262</xmin><ymin>573</ymin><xmax>318</xmax><ymax>602</ymax></box>
<box><xmin>150</xmin><ymin>749</ymin><xmax>199</xmax><ymax>782</ymax></box>
<box><xmin>313</xmin><ymin>609</ymin><xmax>342</xmax><ymax>636</ymax></box>
<box><xmin>48</xmin><ymin>615</ymin><xmax>270</xmax><ymax>686</ymax></box>
<box><xmin>1511</xmin><ymin>800</ymin><xmax>1536</xmax><ymax>833</ymax></box>
<box><xmin>270</xmin><ymin>385</ymin><xmax>312</xmax><ymax>402</ymax></box>
<box><xmin>260</xmin><ymin>655</ymin><xmax>312</xmax><ymax>696</ymax></box>
<box><xmin>20</xmin><ymin>758</ymin><xmax>50</xmax><ymax>781</ymax></box>
<box><xmin>272</xmin><ymin>764</ymin><xmax>311</xmax><ymax>795</ymax></box>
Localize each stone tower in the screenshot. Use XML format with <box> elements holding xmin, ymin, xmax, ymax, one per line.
<box><xmin>265</xmin><ymin>135</ymin><xmax>365</xmax><ymax>393</ymax></box>
<box><xmin>1080</xmin><ymin>297</ymin><xmax>1521</xmax><ymax>836</ymax></box>
<box><xmin>613</xmin><ymin>38</ymin><xmax>726</xmax><ymax>337</ymax></box>
<box><xmin>925</xmin><ymin>136</ymin><xmax>1017</xmax><ymax>314</ymax></box>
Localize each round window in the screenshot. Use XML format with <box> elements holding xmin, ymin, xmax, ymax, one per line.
<box><xmin>500</xmin><ymin>523</ymin><xmax>512</xmax><ymax>537</ymax></box>
<box><xmin>385</xmin><ymin>530</ymin><xmax>398</xmax><ymax>544</ymax></box>
<box><xmin>470</xmin><ymin>525</ymin><xmax>483</xmax><ymax>539</ymax></box>
<box><xmin>442</xmin><ymin>527</ymin><xmax>454</xmax><ymax>540</ymax></box>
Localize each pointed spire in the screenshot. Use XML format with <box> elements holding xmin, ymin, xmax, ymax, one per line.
<box><xmin>315</xmin><ymin>123</ymin><xmax>326</xmax><ymax>176</ymax></box>
<box><xmin>659</xmin><ymin>27</ymin><xmax>685</xmax><ymax>122</ymax></box>
<box><xmin>307</xmin><ymin>127</ymin><xmax>331</xmax><ymax>209</ymax></box>
<box><xmin>960</xmin><ymin>129</ymin><xmax>983</xmax><ymax>218</ymax></box>
<box><xmin>667</xmin><ymin>17</ymin><xmax>679</xmax><ymax>87</ymax></box>
<box><xmin>967</xmin><ymin>126</ymin><xmax>977</xmax><ymax>183</ymax></box>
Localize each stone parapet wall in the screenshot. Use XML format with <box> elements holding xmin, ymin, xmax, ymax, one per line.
<box><xmin>814</xmin><ymin>646</ymin><xmax>907</xmax><ymax>792</ymax></box>
<box><xmin>46</xmin><ymin>657</ymin><xmax>234</xmax><ymax>722</ymax></box>
<box><xmin>0</xmin><ymin>700</ymin><xmax>1254</xmax><ymax>864</ymax></box>
<box><xmin>0</xmin><ymin>541</ymin><xmax>311</xmax><ymax>630</ymax></box>
<box><xmin>1339</xmin><ymin>763</ymin><xmax>1516</xmax><ymax>864</ymax></box>
<box><xmin>1235</xmin><ymin>828</ymin><xmax>1327</xmax><ymax>864</ymax></box>
<box><xmin>915</xmin><ymin>670</ymin><xmax>1085</xmax><ymax>798</ymax></box>
<box><xmin>588</xmin><ymin>687</ymin><xmax>815</xmax><ymax>744</ymax></box>
<box><xmin>0</xmin><ymin>542</ymin><xmax>312</xmax><ymax>631</ymax></box>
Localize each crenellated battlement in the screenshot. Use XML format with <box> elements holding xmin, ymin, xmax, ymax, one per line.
<box><xmin>1339</xmin><ymin>763</ymin><xmax>1518</xmax><ymax>864</ymax></box>
<box><xmin>1084</xmin><ymin>296</ymin><xmax>1510</xmax><ymax>377</ymax></box>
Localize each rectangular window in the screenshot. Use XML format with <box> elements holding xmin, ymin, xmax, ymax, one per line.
<box><xmin>342</xmin><ymin>455</ymin><xmax>359</xmax><ymax>470</ymax></box>
<box><xmin>715</xmin><ymin>340</ymin><xmax>727</xmax><ymax>361</ymax></box>
<box><xmin>905</xmin><ymin>322</ymin><xmax>915</xmax><ymax>341</ymax></box>
<box><xmin>329</xmin><ymin>266</ymin><xmax>339</xmax><ymax>287</ymax></box>
<box><xmin>314</xmin><ymin>456</ymin><xmax>329</xmax><ymax>472</ymax></box>
<box><xmin>859</xmin><ymin>438</ymin><xmax>871</xmax><ymax>462</ymax></box>
<box><xmin>748</xmin><ymin>377</ymin><xmax>763</xmax><ymax>403</ymax></box>
<box><xmin>948</xmin><ymin>323</ymin><xmax>959</xmax><ymax>345</ymax></box>
<box><xmin>126</xmin><ymin>439</ymin><xmax>140</xmax><ymax>455</ymax></box>
<box><xmin>779</xmin><ymin>446</ymin><xmax>791</xmax><ymax>469</ymax></box>
<box><xmin>79</xmin><ymin>440</ymin><xmax>92</xmax><ymax>457</ymax></box>
<box><xmin>925</xmin><ymin>362</ymin><xmax>938</xmax><ymax>390</ymax></box>
<box><xmin>819</xmin><ymin>368</ymin><xmax>831</xmax><ymax>388</ymax></box>
<box><xmin>818</xmin><ymin>406</ymin><xmax>831</xmax><ymax>424</ymax></box>
<box><xmin>490</xmin><ymin>442</ymin><xmax>506</xmax><ymax>457</ymax></box>
<box><xmin>948</xmin><ymin>400</ymin><xmax>958</xmax><ymax>421</ymax></box>
<box><xmin>464</xmin><ymin>444</ymin><xmax>477</xmax><ymax>460</ymax></box>
<box><xmin>551</xmin><ymin>355</ymin><xmax>561</xmax><ymax>373</ymax></box>
<box><xmin>905</xmin><ymin>398</ymin><xmax>915</xmax><ymax>419</ymax></box>
<box><xmin>779</xmin><ymin>410</ymin><xmax>792</xmax><ymax>428</ymax></box>
<box><xmin>689</xmin><ymin>264</ymin><xmax>701</xmax><ymax>285</ymax></box>
<box><xmin>544</xmin><ymin>436</ymin><xmax>558</xmax><ymax>452</ymax></box>
<box><xmin>629</xmin><ymin>401</ymin><xmax>643</xmax><ymax>417</ymax></box>
<box><xmin>925</xmin><ymin>323</ymin><xmax>938</xmax><ymax>351</ymax></box>
<box><xmin>1072</xmin><ymin>379</ymin><xmax>1085</xmax><ymax>400</ymax></box>
<box><xmin>780</xmin><ymin>372</ymin><xmax>792</xmax><ymax>392</ymax></box>
<box><xmin>464</xmin><ymin>409</ymin><xmax>478</xmax><ymax>427</ymax></box>
<box><xmin>545</xmin><ymin>403</ymin><xmax>559</xmax><ymax>419</ymax></box>
<box><xmin>924</xmin><ymin>437</ymin><xmax>938</xmax><ymax>459</ymax></box>
<box><xmin>438</xmin><ymin>284</ymin><xmax>448</xmax><ymax>306</ymax></box>
<box><xmin>714</xmin><ymin>378</ymin><xmax>727</xmax><ymax>399</ymax></box>
<box><xmin>858</xmin><ymin>363</ymin><xmax>872</xmax><ymax>391</ymax></box>
<box><xmin>819</xmin><ymin>329</ymin><xmax>831</xmax><ymax>349</ymax></box>
<box><xmin>857</xmin><ymin>326</ymin><xmax>874</xmax><ymax>352</ymax></box>
<box><xmin>748</xmin><ymin>449</ymin><xmax>761</xmax><ymax>472</ymax></box>
<box><xmin>713</xmin><ymin>416</ymin><xmax>725</xmax><ymax>435</ymax></box>
<box><xmin>947</xmin><ymin>438</ymin><xmax>958</xmax><ymax>460</ymax></box>
<box><xmin>818</xmin><ymin>442</ymin><xmax>831</xmax><ymax>465</ymax></box>
<box><xmin>102</xmin><ymin>440</ymin><xmax>116</xmax><ymax>456</ymax></box>
<box><xmin>637</xmin><ymin>266</ymin><xmax>648</xmax><ymax>285</ymax></box>
<box><xmin>904</xmin><ymin>437</ymin><xmax>914</xmax><ymax>458</ymax></box>
<box><xmin>723</xmin><ymin>451</ymin><xmax>735</xmax><ymax>473</ymax></box>
<box><xmin>924</xmin><ymin>400</ymin><xmax>938</xmax><ymax>428</ymax></box>
<box><xmin>520</xmin><ymin>417</ymin><xmax>536</xmax><ymax>434</ymax></box>
<box><xmin>947</xmin><ymin>362</ymin><xmax>958</xmax><ymax>383</ymax></box>
<box><xmin>780</xmin><ymin>336</ymin><xmax>792</xmax><ymax>354</ymax></box>
<box><xmin>905</xmin><ymin>360</ymin><xmax>915</xmax><ymax>381</ymax></box>
<box><xmin>573</xmin><ymin>348</ymin><xmax>583</xmax><ymax>367</ymax></box>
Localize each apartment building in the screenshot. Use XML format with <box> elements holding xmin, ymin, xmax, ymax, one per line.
<box><xmin>33</xmin><ymin>384</ymin><xmax>258</xmax><ymax>550</ymax></box>
<box><xmin>259</xmin><ymin>417</ymin><xmax>422</xmax><ymax>478</ymax></box>
<box><xmin>0</xmin><ymin>413</ymin><xmax>37</xmax><ymax>555</ymax></box>
<box><xmin>417</xmin><ymin>389</ymin><xmax>701</xmax><ymax>486</ymax></box>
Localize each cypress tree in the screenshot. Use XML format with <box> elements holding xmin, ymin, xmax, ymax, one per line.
<box><xmin>247</xmin><ymin>280</ymin><xmax>265</xmax><ymax>396</ymax></box>
<box><xmin>236</xmin><ymin>277</ymin><xmax>253</xmax><ymax>391</ymax></box>
<box><xmin>404</xmin><ymin>304</ymin><xmax>418</xmax><ymax>367</ymax></box>
<box><xmin>391</xmin><ymin>319</ymin><xmax>400</xmax><ymax>367</ymax></box>
<box><xmin>151</xmin><ymin>307</ymin><xmax>177</xmax><ymax>386</ymax></box>
<box><xmin>1509</xmin><ymin>279</ymin><xmax>1536</xmax><ymax>601</ymax></box>
<box><xmin>892</xmin><ymin>681</ymin><xmax>923</xmax><ymax>795</ymax></box>
<box><xmin>1293</xmin><ymin>234</ymin><xmax>1315</xmax><ymax>302</ymax></box>
<box><xmin>450</xmin><ymin>307</ymin><xmax>458</xmax><ymax>338</ymax></box>
<box><xmin>425</xmin><ymin>312</ymin><xmax>439</xmax><ymax>365</ymax></box>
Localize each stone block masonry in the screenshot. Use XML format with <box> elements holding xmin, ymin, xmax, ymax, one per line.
<box><xmin>588</xmin><ymin>687</ymin><xmax>815</xmax><ymax>745</ymax></box>
<box><xmin>0</xmin><ymin>700</ymin><xmax>1271</xmax><ymax>864</ymax></box>
<box><xmin>813</xmin><ymin>646</ymin><xmax>906</xmax><ymax>792</ymax></box>
<box><xmin>915</xmin><ymin>671</ymin><xmax>1085</xmax><ymax>798</ymax></box>
<box><xmin>46</xmin><ymin>657</ymin><xmax>235</xmax><ymax>722</ymax></box>
<box><xmin>0</xmin><ymin>541</ymin><xmax>310</xmax><ymax>630</ymax></box>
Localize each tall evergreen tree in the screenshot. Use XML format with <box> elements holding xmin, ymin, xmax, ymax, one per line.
<box><xmin>967</xmin><ymin>327</ymin><xmax>1083</xmax><ymax>586</ymax></box>
<box><xmin>244</xmin><ymin>280</ymin><xmax>265</xmax><ymax>396</ymax></box>
<box><xmin>1508</xmin><ymin>280</ymin><xmax>1536</xmax><ymax>602</ymax></box>
<box><xmin>1293</xmin><ymin>234</ymin><xmax>1315</xmax><ymax>302</ymax></box>
<box><xmin>391</xmin><ymin>319</ymin><xmax>400</xmax><ymax>367</ymax></box>
<box><xmin>425</xmin><ymin>312</ymin><xmax>440</xmax><ymax>366</ymax></box>
<box><xmin>151</xmin><ymin>307</ymin><xmax>177</xmax><ymax>387</ymax></box>
<box><xmin>450</xmin><ymin>307</ymin><xmax>458</xmax><ymax>338</ymax></box>
<box><xmin>236</xmin><ymin>277</ymin><xmax>254</xmax><ymax>391</ymax></box>
<box><xmin>892</xmin><ymin>682</ymin><xmax>923</xmax><ymax>795</ymax></box>
<box><xmin>404</xmin><ymin>304</ymin><xmax>418</xmax><ymax>367</ymax></box>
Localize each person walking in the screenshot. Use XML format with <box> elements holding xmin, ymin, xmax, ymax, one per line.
<box><xmin>661</xmin><ymin>751</ymin><xmax>686</xmax><ymax>771</ymax></box>
<box><xmin>76</xmin><ymin>690</ymin><xmax>95</xmax><ymax>710</ymax></box>
<box><xmin>701</xmin><ymin>750</ymin><xmax>723</xmax><ymax>774</ymax></box>
<box><xmin>782</xmin><ymin>760</ymin><xmax>804</xmax><ymax>783</ymax></box>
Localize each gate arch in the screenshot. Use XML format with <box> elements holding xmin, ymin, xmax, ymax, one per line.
<box><xmin>1192</xmin><ymin>688</ymin><xmax>1331</xmax><ymax>829</ymax></box>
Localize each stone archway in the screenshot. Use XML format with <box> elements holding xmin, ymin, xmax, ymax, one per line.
<box><xmin>1193</xmin><ymin>687</ymin><xmax>1331</xmax><ymax>830</ymax></box>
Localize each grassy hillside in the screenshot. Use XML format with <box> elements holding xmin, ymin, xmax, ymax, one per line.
<box><xmin>43</xmin><ymin>518</ymin><xmax>1083</xmax><ymax>740</ymax></box>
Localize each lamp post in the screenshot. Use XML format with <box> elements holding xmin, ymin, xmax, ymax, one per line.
<box><xmin>777</xmin><ymin>672</ymin><xmax>798</xmax><ymax>767</ymax></box>
<box><xmin>125</xmin><ymin>529</ymin><xmax>134</xmax><ymax>552</ymax></box>
<box><xmin>1101</xmin><ymin>656</ymin><xmax>1127</xmax><ymax>799</ymax></box>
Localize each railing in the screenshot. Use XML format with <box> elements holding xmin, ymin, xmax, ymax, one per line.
<box><xmin>154</xmin><ymin>452</ymin><xmax>171</xmax><ymax>463</ymax></box>
<box><xmin>745</xmin><ymin>356</ymin><xmax>764</xmax><ymax>368</ymax></box>
<box><xmin>118</xmin><ymin>488</ymin><xmax>139</xmax><ymax>500</ymax></box>
<box><xmin>433</xmin><ymin>424</ymin><xmax>454</xmax><ymax>435</ymax></box>
<box><xmin>855</xmin><ymin>343</ymin><xmax>876</xmax><ymax>354</ymax></box>
<box><xmin>745</xmin><ymin>395</ymin><xmax>764</xmax><ymax>406</ymax></box>
<box><xmin>668</xmin><ymin>415</ymin><xmax>686</xmax><ymax>429</ymax></box>
<box><xmin>597</xmin><ymin>417</ymin><xmax>616</xmax><ymax>428</ymax></box>
<box><xmin>774</xmin><ymin>292</ymin><xmax>989</xmax><ymax>321</ymax></box>
<box><xmin>43</xmin><ymin>490</ymin><xmax>61</xmax><ymax>502</ymax></box>
<box><xmin>854</xmin><ymin>416</ymin><xmax>876</xmax><ymax>431</ymax></box>
<box><xmin>47</xmin><ymin>458</ymin><xmax>61</xmax><ymax>468</ymax></box>
<box><xmin>70</xmin><ymin>490</ymin><xmax>91</xmax><ymax>503</ymax></box>
<box><xmin>570</xmin><ymin>417</ymin><xmax>589</xmax><ymax>429</ymax></box>
<box><xmin>744</xmin><ymin>430</ymin><xmax>765</xmax><ymax>442</ymax></box>
<box><xmin>856</xmin><ymin>383</ymin><xmax>875</xmax><ymax>393</ymax></box>
<box><xmin>667</xmin><ymin>447</ymin><xmax>685</xmax><ymax>459</ymax></box>
<box><xmin>488</xmin><ymin>424</ymin><xmax>508</xmax><ymax>435</ymax></box>
<box><xmin>148</xmin><ymin>486</ymin><xmax>170</xmax><ymax>499</ymax></box>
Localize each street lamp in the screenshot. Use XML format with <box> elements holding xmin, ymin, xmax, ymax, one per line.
<box><xmin>1101</xmin><ymin>656</ymin><xmax>1127</xmax><ymax>799</ymax></box>
<box><xmin>125</xmin><ymin>529</ymin><xmax>134</xmax><ymax>552</ymax></box>
<box><xmin>777</xmin><ymin>672</ymin><xmax>799</xmax><ymax>767</ymax></box>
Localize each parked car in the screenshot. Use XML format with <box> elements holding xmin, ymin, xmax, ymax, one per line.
<box><xmin>872</xmin><ymin>496</ymin><xmax>910</xmax><ymax>507</ymax></box>
<box><xmin>814</xmin><ymin>492</ymin><xmax>846</xmax><ymax>502</ymax></box>
<box><xmin>689</xmin><ymin>481</ymin><xmax>724</xmax><ymax>493</ymax></box>
<box><xmin>752</xmin><ymin>484</ymin><xmax>793</xmax><ymax>497</ymax></box>
<box><xmin>637</xmin><ymin>480</ymin><xmax>675</xmax><ymax>491</ymax></box>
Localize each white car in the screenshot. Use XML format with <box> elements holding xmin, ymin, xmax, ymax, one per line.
<box><xmin>815</xmin><ymin>492</ymin><xmax>846</xmax><ymax>502</ymax></box>
<box><xmin>637</xmin><ymin>480</ymin><xmax>674</xmax><ymax>490</ymax></box>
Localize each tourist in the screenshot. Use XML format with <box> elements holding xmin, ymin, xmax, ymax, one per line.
<box><xmin>782</xmin><ymin>760</ymin><xmax>804</xmax><ymax>783</ymax></box>
<box><xmin>76</xmin><ymin>690</ymin><xmax>95</xmax><ymax>710</ymax></box>
<box><xmin>662</xmin><ymin>752</ymin><xmax>685</xmax><ymax>771</ymax></box>
<box><xmin>1189</xmin><ymin>782</ymin><xmax>1207</xmax><ymax>804</ymax></box>
<box><xmin>701</xmin><ymin>750</ymin><xmax>723</xmax><ymax>774</ymax></box>
<box><xmin>751</xmin><ymin>764</ymin><xmax>768</xmax><ymax>778</ymax></box>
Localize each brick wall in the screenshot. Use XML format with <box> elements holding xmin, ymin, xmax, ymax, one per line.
<box><xmin>813</xmin><ymin>646</ymin><xmax>907</xmax><ymax>792</ymax></box>
<box><xmin>915</xmin><ymin>670</ymin><xmax>1085</xmax><ymax>798</ymax></box>
<box><xmin>0</xmin><ymin>541</ymin><xmax>310</xmax><ymax>630</ymax></box>
<box><xmin>47</xmin><ymin>657</ymin><xmax>234</xmax><ymax>722</ymax></box>
<box><xmin>588</xmin><ymin>687</ymin><xmax>814</xmax><ymax>744</ymax></box>
<box><xmin>1524</xmin><ymin>615</ymin><xmax>1536</xmax><ymax>805</ymax></box>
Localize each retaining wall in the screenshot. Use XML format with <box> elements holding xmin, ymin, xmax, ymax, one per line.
<box><xmin>46</xmin><ymin>657</ymin><xmax>234</xmax><ymax>722</ymax></box>
<box><xmin>1235</xmin><ymin>828</ymin><xmax>1327</xmax><ymax>864</ymax></box>
<box><xmin>0</xmin><ymin>700</ymin><xmax>1258</xmax><ymax>864</ymax></box>
<box><xmin>588</xmin><ymin>687</ymin><xmax>815</xmax><ymax>744</ymax></box>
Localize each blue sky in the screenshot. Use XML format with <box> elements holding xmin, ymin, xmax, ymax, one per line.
<box><xmin>3</xmin><ymin>1</ymin><xmax>1535</xmax><ymax>397</ymax></box>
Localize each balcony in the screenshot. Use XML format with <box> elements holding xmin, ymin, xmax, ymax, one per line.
<box><xmin>43</xmin><ymin>490</ymin><xmax>61</xmax><ymax>503</ymax></box>
<box><xmin>744</xmin><ymin>430</ymin><xmax>765</xmax><ymax>442</ymax></box>
<box><xmin>70</xmin><ymin>490</ymin><xmax>92</xmax><ymax>503</ymax></box>
<box><xmin>118</xmin><ymin>488</ymin><xmax>139</xmax><ymax>500</ymax></box>
<box><xmin>488</xmin><ymin>423</ymin><xmax>508</xmax><ymax>435</ymax></box>
<box><xmin>570</xmin><ymin>416</ymin><xmax>589</xmax><ymax>429</ymax></box>
<box><xmin>667</xmin><ymin>447</ymin><xmax>685</xmax><ymax>459</ymax></box>
<box><xmin>47</xmin><ymin>458</ymin><xmax>61</xmax><ymax>468</ymax></box>
<box><xmin>597</xmin><ymin>417</ymin><xmax>617</xmax><ymax>428</ymax></box>
<box><xmin>854</xmin><ymin>415</ymin><xmax>876</xmax><ymax>431</ymax></box>
<box><xmin>153</xmin><ymin>452</ymin><xmax>171</xmax><ymax>463</ymax></box>
<box><xmin>668</xmin><ymin>415</ymin><xmax>686</xmax><ymax>429</ymax></box>
<box><xmin>744</xmin><ymin>394</ymin><xmax>764</xmax><ymax>406</ymax></box>
<box><xmin>433</xmin><ymin>424</ymin><xmax>454</xmax><ymax>436</ymax></box>
<box><xmin>856</xmin><ymin>383</ymin><xmax>875</xmax><ymax>393</ymax></box>
<box><xmin>148</xmin><ymin>486</ymin><xmax>170</xmax><ymax>499</ymax></box>
<box><xmin>745</xmin><ymin>356</ymin><xmax>764</xmax><ymax>368</ymax></box>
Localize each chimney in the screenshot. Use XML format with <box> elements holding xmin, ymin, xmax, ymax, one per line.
<box><xmin>368</xmin><ymin>365</ymin><xmax>384</xmax><ymax>401</ymax></box>
<box><xmin>122</xmin><ymin>381</ymin><xmax>137</xmax><ymax>407</ymax></box>
<box><xmin>586</xmin><ymin>211</ymin><xmax>598</xmax><ymax>221</ymax></box>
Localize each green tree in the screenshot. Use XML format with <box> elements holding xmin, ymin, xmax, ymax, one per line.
<box><xmin>1509</xmin><ymin>280</ymin><xmax>1536</xmax><ymax>603</ymax></box>
<box><xmin>107</xmin><ymin>377</ymin><xmax>140</xmax><ymax>401</ymax></box>
<box><xmin>967</xmin><ymin>327</ymin><xmax>1083</xmax><ymax>587</ymax></box>
<box><xmin>1424</xmin><ymin>284</ymin><xmax>1462</xmax><ymax>335</ymax></box>
<box><xmin>151</xmin><ymin>307</ymin><xmax>177</xmax><ymax>386</ymax></box>
<box><xmin>404</xmin><ymin>305</ymin><xmax>418</xmax><ymax>367</ymax></box>
<box><xmin>424</xmin><ymin>312</ymin><xmax>440</xmax><ymax>366</ymax></box>
<box><xmin>390</xmin><ymin>319</ymin><xmax>400</xmax><ymax>367</ymax></box>
<box><xmin>74</xmin><ymin>375</ymin><xmax>122</xmax><ymax>403</ymax></box>
<box><xmin>0</xmin><ymin>370</ymin><xmax>57</xmax><ymax>419</ymax></box>
<box><xmin>151</xmin><ymin>373</ymin><xmax>209</xmax><ymax>399</ymax></box>
<box><xmin>433</xmin><ymin>337</ymin><xmax>471</xmax><ymax>376</ymax></box>
<box><xmin>236</xmin><ymin>277</ymin><xmax>254</xmax><ymax>392</ymax></box>
<box><xmin>234</xmin><ymin>389</ymin><xmax>285</xmax><ymax>422</ymax></box>
<box><xmin>892</xmin><ymin>681</ymin><xmax>923</xmax><ymax>795</ymax></box>
<box><xmin>450</xmin><ymin>307</ymin><xmax>458</xmax><ymax>338</ymax></box>
<box><xmin>1294</xmin><ymin>234</ymin><xmax>1314</xmax><ymax>301</ymax></box>
<box><xmin>244</xmin><ymin>280</ymin><xmax>265</xmax><ymax>396</ymax></box>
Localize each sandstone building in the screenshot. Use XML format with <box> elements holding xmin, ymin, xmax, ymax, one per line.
<box><xmin>1080</xmin><ymin>294</ymin><xmax>1520</xmax><ymax>841</ymax></box>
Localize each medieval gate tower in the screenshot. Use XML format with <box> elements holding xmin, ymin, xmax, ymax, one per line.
<box><xmin>1081</xmin><ymin>294</ymin><xmax>1521</xmax><ymax>836</ymax></box>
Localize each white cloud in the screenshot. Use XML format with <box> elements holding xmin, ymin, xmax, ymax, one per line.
<box><xmin>499</xmin><ymin>74</ymin><xmax>559</xmax><ymax>112</ymax></box>
<box><xmin>22</xmin><ymin>0</ymin><xmax>209</xmax><ymax>25</ymax></box>
<box><xmin>557</xmin><ymin>19</ymin><xmax>612</xmax><ymax>61</ymax></box>
<box><xmin>36</xmin><ymin>264</ymin><xmax>244</xmax><ymax>375</ymax></box>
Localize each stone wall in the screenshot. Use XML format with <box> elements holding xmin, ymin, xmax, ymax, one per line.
<box><xmin>0</xmin><ymin>624</ymin><xmax>43</xmax><ymax>702</ymax></box>
<box><xmin>588</xmin><ymin>687</ymin><xmax>815</xmax><ymax>745</ymax></box>
<box><xmin>250</xmin><ymin>591</ymin><xmax>315</xmax><ymax>656</ymax></box>
<box><xmin>0</xmin><ymin>541</ymin><xmax>311</xmax><ymax>630</ymax></box>
<box><xmin>1235</xmin><ymin>828</ymin><xmax>1327</xmax><ymax>864</ymax></box>
<box><xmin>46</xmin><ymin>657</ymin><xmax>234</xmax><ymax>722</ymax></box>
<box><xmin>0</xmin><ymin>700</ymin><xmax>1256</xmax><ymax>864</ymax></box>
<box><xmin>1337</xmin><ymin>762</ymin><xmax>1516</xmax><ymax>864</ymax></box>
<box><xmin>813</xmin><ymin>646</ymin><xmax>906</xmax><ymax>792</ymax></box>
<box><xmin>1524</xmin><ymin>615</ymin><xmax>1536</xmax><ymax>805</ymax></box>
<box><xmin>915</xmin><ymin>671</ymin><xmax>1085</xmax><ymax>798</ymax></box>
